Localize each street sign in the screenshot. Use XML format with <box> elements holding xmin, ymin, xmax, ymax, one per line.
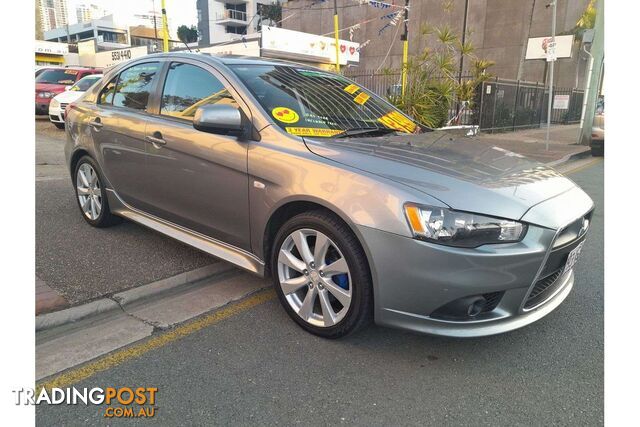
<box><xmin>546</xmin><ymin>41</ymin><xmax>557</xmax><ymax>62</ymax></box>
<box><xmin>553</xmin><ymin>94</ymin><xmax>570</xmax><ymax>109</ymax></box>
<box><xmin>525</xmin><ymin>35</ymin><xmax>573</xmax><ymax>60</ymax></box>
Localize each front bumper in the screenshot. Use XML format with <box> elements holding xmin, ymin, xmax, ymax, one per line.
<box><xmin>359</xmin><ymin>203</ymin><xmax>592</xmax><ymax>337</ymax></box>
<box><xmin>36</xmin><ymin>102</ymin><xmax>50</xmax><ymax>115</ymax></box>
<box><xmin>48</xmin><ymin>104</ymin><xmax>64</xmax><ymax>123</ymax></box>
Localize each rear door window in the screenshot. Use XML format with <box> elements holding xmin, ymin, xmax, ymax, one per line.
<box><xmin>160</xmin><ymin>62</ymin><xmax>238</xmax><ymax>121</ymax></box>
<box><xmin>113</xmin><ymin>62</ymin><xmax>161</xmax><ymax>111</ymax></box>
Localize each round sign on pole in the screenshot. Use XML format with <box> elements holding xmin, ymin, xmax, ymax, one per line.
<box><xmin>546</xmin><ymin>41</ymin><xmax>557</xmax><ymax>62</ymax></box>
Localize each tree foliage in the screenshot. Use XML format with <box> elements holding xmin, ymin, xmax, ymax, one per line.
<box><xmin>258</xmin><ymin>2</ymin><xmax>283</xmax><ymax>26</ymax></box>
<box><xmin>563</xmin><ymin>0</ymin><xmax>597</xmax><ymax>38</ymax></box>
<box><xmin>177</xmin><ymin>25</ymin><xmax>199</xmax><ymax>43</ymax></box>
<box><xmin>386</xmin><ymin>22</ymin><xmax>494</xmax><ymax>128</ymax></box>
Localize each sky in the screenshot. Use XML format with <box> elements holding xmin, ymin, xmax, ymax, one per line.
<box><xmin>67</xmin><ymin>0</ymin><xmax>198</xmax><ymax>29</ymax></box>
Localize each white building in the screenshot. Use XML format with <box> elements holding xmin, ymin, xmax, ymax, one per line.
<box><xmin>196</xmin><ymin>0</ymin><xmax>280</xmax><ymax>45</ymax></box>
<box><xmin>76</xmin><ymin>3</ymin><xmax>109</xmax><ymax>23</ymax></box>
<box><xmin>44</xmin><ymin>14</ymin><xmax>130</xmax><ymax>50</ymax></box>
<box><xmin>38</xmin><ymin>0</ymin><xmax>69</xmax><ymax>33</ymax></box>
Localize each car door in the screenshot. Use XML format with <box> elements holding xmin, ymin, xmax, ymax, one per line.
<box><xmin>91</xmin><ymin>61</ymin><xmax>162</xmax><ymax>208</ymax></box>
<box><xmin>142</xmin><ymin>60</ymin><xmax>251</xmax><ymax>250</ymax></box>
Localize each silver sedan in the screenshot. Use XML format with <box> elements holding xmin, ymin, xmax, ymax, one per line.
<box><xmin>65</xmin><ymin>53</ymin><xmax>593</xmax><ymax>338</ymax></box>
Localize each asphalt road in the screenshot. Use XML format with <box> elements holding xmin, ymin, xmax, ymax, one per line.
<box><xmin>35</xmin><ymin>120</ymin><xmax>217</xmax><ymax>304</ymax></box>
<box><xmin>36</xmin><ymin>160</ymin><xmax>604</xmax><ymax>426</ymax></box>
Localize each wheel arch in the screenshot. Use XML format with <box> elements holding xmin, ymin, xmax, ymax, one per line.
<box><xmin>261</xmin><ymin>198</ymin><xmax>376</xmax><ymax>289</ymax></box>
<box><xmin>69</xmin><ymin>148</ymin><xmax>91</xmax><ymax>177</ymax></box>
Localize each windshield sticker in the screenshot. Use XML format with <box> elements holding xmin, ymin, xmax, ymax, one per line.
<box><xmin>272</xmin><ymin>107</ymin><xmax>300</xmax><ymax>124</ymax></box>
<box><xmin>285</xmin><ymin>127</ymin><xmax>343</xmax><ymax>137</ymax></box>
<box><xmin>377</xmin><ymin>111</ymin><xmax>417</xmax><ymax>133</ymax></box>
<box><xmin>353</xmin><ymin>92</ymin><xmax>370</xmax><ymax>105</ymax></box>
<box><xmin>343</xmin><ymin>84</ymin><xmax>360</xmax><ymax>94</ymax></box>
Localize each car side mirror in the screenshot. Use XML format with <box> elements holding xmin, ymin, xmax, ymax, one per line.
<box><xmin>193</xmin><ymin>104</ymin><xmax>244</xmax><ymax>137</ymax></box>
<box><xmin>64</xmin><ymin>86</ymin><xmax>72</xmax><ymax>91</ymax></box>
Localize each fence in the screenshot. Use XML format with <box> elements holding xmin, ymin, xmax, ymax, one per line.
<box><xmin>342</xmin><ymin>69</ymin><xmax>584</xmax><ymax>132</ymax></box>
<box><xmin>478</xmin><ymin>79</ymin><xmax>584</xmax><ymax>132</ymax></box>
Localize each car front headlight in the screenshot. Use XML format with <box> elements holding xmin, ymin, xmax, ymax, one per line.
<box><xmin>38</xmin><ymin>91</ymin><xmax>53</xmax><ymax>98</ymax></box>
<box><xmin>404</xmin><ymin>204</ymin><xmax>526</xmax><ymax>248</ymax></box>
<box><xmin>50</xmin><ymin>98</ymin><xmax>60</xmax><ymax>108</ymax></box>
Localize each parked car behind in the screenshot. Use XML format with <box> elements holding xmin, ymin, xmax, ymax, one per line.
<box><xmin>36</xmin><ymin>67</ymin><xmax>101</xmax><ymax>115</ymax></box>
<box><xmin>65</xmin><ymin>53</ymin><xmax>593</xmax><ymax>338</ymax></box>
<box><xmin>591</xmin><ymin>113</ymin><xmax>604</xmax><ymax>156</ymax></box>
<box><xmin>49</xmin><ymin>74</ymin><xmax>103</xmax><ymax>129</ymax></box>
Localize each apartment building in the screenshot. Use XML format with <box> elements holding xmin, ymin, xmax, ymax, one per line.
<box><xmin>38</xmin><ymin>0</ymin><xmax>69</xmax><ymax>34</ymax></box>
<box><xmin>196</xmin><ymin>0</ymin><xmax>280</xmax><ymax>45</ymax></box>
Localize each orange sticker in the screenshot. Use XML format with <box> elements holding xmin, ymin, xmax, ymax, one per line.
<box><xmin>285</xmin><ymin>127</ymin><xmax>344</xmax><ymax>137</ymax></box>
<box><xmin>272</xmin><ymin>107</ymin><xmax>300</xmax><ymax>124</ymax></box>
<box><xmin>344</xmin><ymin>84</ymin><xmax>360</xmax><ymax>94</ymax></box>
<box><xmin>354</xmin><ymin>92</ymin><xmax>370</xmax><ymax>105</ymax></box>
<box><xmin>377</xmin><ymin>111</ymin><xmax>417</xmax><ymax>133</ymax></box>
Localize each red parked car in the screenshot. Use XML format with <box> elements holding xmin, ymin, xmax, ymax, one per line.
<box><xmin>35</xmin><ymin>67</ymin><xmax>101</xmax><ymax>115</ymax></box>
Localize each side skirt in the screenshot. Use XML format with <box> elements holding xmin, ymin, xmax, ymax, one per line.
<box><xmin>106</xmin><ymin>189</ymin><xmax>265</xmax><ymax>277</ymax></box>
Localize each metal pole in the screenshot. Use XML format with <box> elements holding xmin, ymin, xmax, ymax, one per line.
<box><xmin>578</xmin><ymin>0</ymin><xmax>604</xmax><ymax>146</ymax></box>
<box><xmin>401</xmin><ymin>0</ymin><xmax>409</xmax><ymax>96</ymax></box>
<box><xmin>152</xmin><ymin>0</ymin><xmax>159</xmax><ymax>51</ymax></box>
<box><xmin>333</xmin><ymin>0</ymin><xmax>340</xmax><ymax>72</ymax></box>
<box><xmin>458</xmin><ymin>0</ymin><xmax>469</xmax><ymax>84</ymax></box>
<box><xmin>161</xmin><ymin>0</ymin><xmax>169</xmax><ymax>52</ymax></box>
<box><xmin>545</xmin><ymin>0</ymin><xmax>557</xmax><ymax>150</ymax></box>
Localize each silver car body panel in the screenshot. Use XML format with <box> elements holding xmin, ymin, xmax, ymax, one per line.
<box><xmin>106</xmin><ymin>188</ymin><xmax>265</xmax><ymax>275</ymax></box>
<box><xmin>65</xmin><ymin>53</ymin><xmax>594</xmax><ymax>337</ymax></box>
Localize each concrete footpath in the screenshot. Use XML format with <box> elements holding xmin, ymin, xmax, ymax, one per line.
<box><xmin>476</xmin><ymin>124</ymin><xmax>590</xmax><ymax>164</ymax></box>
<box><xmin>36</xmin><ymin>263</ymin><xmax>269</xmax><ymax>380</ymax></box>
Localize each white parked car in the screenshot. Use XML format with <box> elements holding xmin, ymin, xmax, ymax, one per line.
<box><xmin>49</xmin><ymin>74</ymin><xmax>103</xmax><ymax>129</ymax></box>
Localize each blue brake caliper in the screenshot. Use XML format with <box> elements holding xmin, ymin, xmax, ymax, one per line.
<box><xmin>333</xmin><ymin>274</ymin><xmax>349</xmax><ymax>290</ymax></box>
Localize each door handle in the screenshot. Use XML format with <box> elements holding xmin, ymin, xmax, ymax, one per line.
<box><xmin>145</xmin><ymin>133</ymin><xmax>166</xmax><ymax>147</ymax></box>
<box><xmin>88</xmin><ymin>118</ymin><xmax>103</xmax><ymax>129</ymax></box>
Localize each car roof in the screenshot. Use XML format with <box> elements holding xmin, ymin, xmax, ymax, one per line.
<box><xmin>140</xmin><ymin>52</ymin><xmax>314</xmax><ymax>68</ymax></box>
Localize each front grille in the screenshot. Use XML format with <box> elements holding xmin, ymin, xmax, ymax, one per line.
<box><xmin>524</xmin><ymin>269</ymin><xmax>564</xmax><ymax>309</ymax></box>
<box><xmin>60</xmin><ymin>103</ymin><xmax>68</xmax><ymax>110</ymax></box>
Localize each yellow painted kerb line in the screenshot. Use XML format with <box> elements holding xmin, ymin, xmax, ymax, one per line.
<box><xmin>37</xmin><ymin>288</ymin><xmax>276</xmax><ymax>393</ymax></box>
<box><xmin>564</xmin><ymin>157</ymin><xmax>603</xmax><ymax>175</ymax></box>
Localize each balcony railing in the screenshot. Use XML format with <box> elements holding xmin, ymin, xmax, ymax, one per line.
<box><xmin>216</xmin><ymin>9</ymin><xmax>248</xmax><ymax>22</ymax></box>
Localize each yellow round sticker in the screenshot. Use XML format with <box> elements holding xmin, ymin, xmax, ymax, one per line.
<box><xmin>272</xmin><ymin>107</ymin><xmax>300</xmax><ymax>124</ymax></box>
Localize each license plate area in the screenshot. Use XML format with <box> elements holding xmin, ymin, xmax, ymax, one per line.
<box><xmin>563</xmin><ymin>241</ymin><xmax>585</xmax><ymax>274</ymax></box>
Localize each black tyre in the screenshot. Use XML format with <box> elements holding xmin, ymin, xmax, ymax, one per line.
<box><xmin>591</xmin><ymin>145</ymin><xmax>604</xmax><ymax>157</ymax></box>
<box><xmin>53</xmin><ymin>122</ymin><xmax>65</xmax><ymax>130</ymax></box>
<box><xmin>271</xmin><ymin>210</ymin><xmax>373</xmax><ymax>338</ymax></box>
<box><xmin>73</xmin><ymin>156</ymin><xmax>121</xmax><ymax>228</ymax></box>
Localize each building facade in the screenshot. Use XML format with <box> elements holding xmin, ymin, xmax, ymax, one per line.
<box><xmin>196</xmin><ymin>0</ymin><xmax>280</xmax><ymax>46</ymax></box>
<box><xmin>129</xmin><ymin>25</ymin><xmax>181</xmax><ymax>52</ymax></box>
<box><xmin>44</xmin><ymin>15</ymin><xmax>130</xmax><ymax>49</ymax></box>
<box><xmin>282</xmin><ymin>0</ymin><xmax>592</xmax><ymax>88</ymax></box>
<box><xmin>76</xmin><ymin>3</ymin><xmax>108</xmax><ymax>24</ymax></box>
<box><xmin>38</xmin><ymin>0</ymin><xmax>69</xmax><ymax>34</ymax></box>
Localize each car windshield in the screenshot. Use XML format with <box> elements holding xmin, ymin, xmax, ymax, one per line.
<box><xmin>230</xmin><ymin>64</ymin><xmax>422</xmax><ymax>138</ymax></box>
<box><xmin>70</xmin><ymin>75</ymin><xmax>102</xmax><ymax>91</ymax></box>
<box><xmin>36</xmin><ymin>69</ymin><xmax>80</xmax><ymax>85</ymax></box>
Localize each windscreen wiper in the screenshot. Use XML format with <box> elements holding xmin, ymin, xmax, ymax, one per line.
<box><xmin>333</xmin><ymin>127</ymin><xmax>398</xmax><ymax>138</ymax></box>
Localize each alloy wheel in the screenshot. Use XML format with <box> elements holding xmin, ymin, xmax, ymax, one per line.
<box><xmin>76</xmin><ymin>163</ymin><xmax>102</xmax><ymax>220</ymax></box>
<box><xmin>277</xmin><ymin>228</ymin><xmax>352</xmax><ymax>327</ymax></box>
